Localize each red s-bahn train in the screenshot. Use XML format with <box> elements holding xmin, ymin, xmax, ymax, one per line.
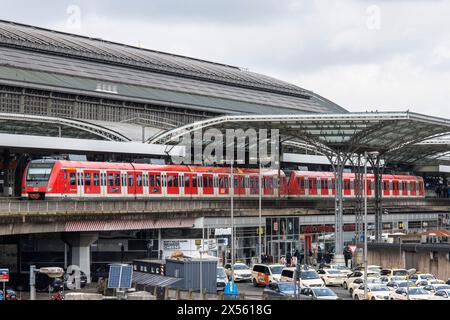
<box><xmin>21</xmin><ymin>159</ymin><xmax>425</xmax><ymax>200</ymax></box>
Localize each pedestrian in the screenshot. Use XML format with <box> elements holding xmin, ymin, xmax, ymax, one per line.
<box><xmin>286</xmin><ymin>251</ymin><xmax>292</xmax><ymax>267</ymax></box>
<box><xmin>343</xmin><ymin>246</ymin><xmax>352</xmax><ymax>268</ymax></box>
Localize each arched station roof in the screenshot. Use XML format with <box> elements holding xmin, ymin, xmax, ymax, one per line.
<box><xmin>0</xmin><ymin>20</ymin><xmax>347</xmax><ymax>116</ymax></box>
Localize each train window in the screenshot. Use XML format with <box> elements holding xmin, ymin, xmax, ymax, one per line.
<box><xmin>168</xmin><ymin>175</ymin><xmax>173</xmax><ymax>187</ymax></box>
<box><xmin>128</xmin><ymin>174</ymin><xmax>134</xmax><ymax>187</ymax></box>
<box><xmin>64</xmin><ymin>170</ymin><xmax>67</xmax><ymax>180</ymax></box>
<box><xmin>93</xmin><ymin>173</ymin><xmax>100</xmax><ymax>186</ymax></box>
<box><xmin>174</xmin><ymin>175</ymin><xmax>179</xmax><ymax>187</ymax></box>
<box><xmin>203</xmin><ymin>176</ymin><xmax>208</xmax><ymax>188</ymax></box>
<box><xmin>70</xmin><ymin>173</ymin><xmax>76</xmax><ymax>186</ymax></box>
<box><xmin>192</xmin><ymin>176</ymin><xmax>197</xmax><ymax>188</ymax></box>
<box><xmin>122</xmin><ymin>174</ymin><xmax>126</xmax><ymax>187</ymax></box>
<box><xmin>300</xmin><ymin>179</ymin><xmax>305</xmax><ymax>189</ymax></box>
<box><xmin>383</xmin><ymin>181</ymin><xmax>389</xmax><ymax>190</ymax></box>
<box><xmin>209</xmin><ymin>177</ymin><xmax>213</xmax><ymax>188</ymax></box>
<box><xmin>322</xmin><ymin>180</ymin><xmax>328</xmax><ymax>189</ymax></box>
<box><xmin>143</xmin><ymin>174</ymin><xmax>148</xmax><ymax>187</ymax></box>
<box><xmin>240</xmin><ymin>178</ymin><xmax>245</xmax><ymax>188</ymax></box>
<box><xmin>115</xmin><ymin>174</ymin><xmax>120</xmax><ymax>186</ymax></box>
<box><xmin>219</xmin><ymin>177</ymin><xmax>224</xmax><ymax>188</ymax></box>
<box><xmin>269</xmin><ymin>178</ymin><xmax>273</xmax><ymax>189</ymax></box>
<box><xmin>85</xmin><ymin>173</ymin><xmax>91</xmax><ymax>186</ymax></box>
<box><xmin>137</xmin><ymin>174</ymin><xmax>142</xmax><ymax>187</ymax></box>
<box><xmin>234</xmin><ymin>177</ymin><xmax>238</xmax><ymax>188</ymax></box>
<box><xmin>185</xmin><ymin>176</ymin><xmax>190</xmax><ymax>187</ymax></box>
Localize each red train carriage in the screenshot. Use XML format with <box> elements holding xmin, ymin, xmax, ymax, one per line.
<box><xmin>287</xmin><ymin>171</ymin><xmax>424</xmax><ymax>199</ymax></box>
<box><xmin>22</xmin><ymin>159</ymin><xmax>284</xmax><ymax>200</ymax></box>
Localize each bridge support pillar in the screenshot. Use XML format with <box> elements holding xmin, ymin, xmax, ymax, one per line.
<box><xmin>62</xmin><ymin>232</ymin><xmax>98</xmax><ymax>284</ymax></box>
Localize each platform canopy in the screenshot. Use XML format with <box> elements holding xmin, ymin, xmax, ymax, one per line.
<box><xmin>385</xmin><ymin>138</ymin><xmax>450</xmax><ymax>165</ymax></box>
<box><xmin>149</xmin><ymin>111</ymin><xmax>450</xmax><ymax>159</ymax></box>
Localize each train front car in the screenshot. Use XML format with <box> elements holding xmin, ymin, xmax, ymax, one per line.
<box><xmin>21</xmin><ymin>159</ymin><xmax>58</xmax><ymax>200</ymax></box>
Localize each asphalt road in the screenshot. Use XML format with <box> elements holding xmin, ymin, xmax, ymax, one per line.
<box><xmin>235</xmin><ymin>281</ymin><xmax>353</xmax><ymax>300</ymax></box>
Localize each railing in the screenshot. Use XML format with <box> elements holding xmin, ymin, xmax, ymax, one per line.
<box><xmin>0</xmin><ymin>199</ymin><xmax>235</xmax><ymax>216</ymax></box>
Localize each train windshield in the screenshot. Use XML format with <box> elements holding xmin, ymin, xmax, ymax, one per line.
<box><xmin>26</xmin><ymin>167</ymin><xmax>53</xmax><ymax>182</ymax></box>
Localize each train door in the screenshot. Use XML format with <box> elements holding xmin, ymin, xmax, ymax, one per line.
<box><xmin>218</xmin><ymin>174</ymin><xmax>229</xmax><ymax>196</ymax></box>
<box><xmin>135</xmin><ymin>172</ymin><xmax>143</xmax><ymax>196</ymax></box>
<box><xmin>148</xmin><ymin>172</ymin><xmax>162</xmax><ymax>196</ymax></box>
<box><xmin>167</xmin><ymin>173</ymin><xmax>180</xmax><ymax>196</ymax></box>
<box><xmin>186</xmin><ymin>173</ymin><xmax>199</xmax><ymax>196</ymax></box>
<box><xmin>106</xmin><ymin>171</ymin><xmax>121</xmax><ymax>196</ymax></box>
<box><xmin>298</xmin><ymin>177</ymin><xmax>305</xmax><ymax>196</ymax></box>
<box><xmin>401</xmin><ymin>181</ymin><xmax>407</xmax><ymax>197</ymax></box>
<box><xmin>410</xmin><ymin>181</ymin><xmax>416</xmax><ymax>196</ymax></box>
<box><xmin>76</xmin><ymin>170</ymin><xmax>84</xmax><ymax>197</ymax></box>
<box><xmin>202</xmin><ymin>174</ymin><xmax>214</xmax><ymax>196</ymax></box>
<box><xmin>343</xmin><ymin>178</ymin><xmax>351</xmax><ymax>196</ymax></box>
<box><xmin>63</xmin><ymin>169</ymin><xmax>78</xmax><ymax>197</ymax></box>
<box><xmin>84</xmin><ymin>170</ymin><xmax>101</xmax><ymax>197</ymax></box>
<box><xmin>263</xmin><ymin>176</ymin><xmax>274</xmax><ymax>196</ymax></box>
<box><xmin>392</xmin><ymin>180</ymin><xmax>399</xmax><ymax>196</ymax></box>
<box><xmin>309</xmin><ymin>178</ymin><xmax>318</xmax><ymax>196</ymax></box>
<box><xmin>320</xmin><ymin>178</ymin><xmax>329</xmax><ymax>196</ymax></box>
<box><xmin>383</xmin><ymin>180</ymin><xmax>390</xmax><ymax>196</ymax></box>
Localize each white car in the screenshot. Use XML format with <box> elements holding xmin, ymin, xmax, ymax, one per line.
<box><xmin>389</xmin><ymin>287</ymin><xmax>431</xmax><ymax>300</ymax></box>
<box><xmin>300</xmin><ymin>287</ymin><xmax>340</xmax><ymax>300</ymax></box>
<box><xmin>348</xmin><ymin>277</ymin><xmax>382</xmax><ymax>295</ymax></box>
<box><xmin>225</xmin><ymin>263</ymin><xmax>252</xmax><ymax>282</ymax></box>
<box><xmin>385</xmin><ymin>280</ymin><xmax>416</xmax><ymax>291</ymax></box>
<box><xmin>352</xmin><ymin>284</ymin><xmax>390</xmax><ymax>300</ymax></box>
<box><xmin>409</xmin><ymin>273</ymin><xmax>436</xmax><ymax>284</ymax></box>
<box><xmin>343</xmin><ymin>271</ymin><xmax>379</xmax><ymax>290</ymax></box>
<box><xmin>423</xmin><ymin>284</ymin><xmax>450</xmax><ymax>295</ymax></box>
<box><xmin>432</xmin><ymin>289</ymin><xmax>450</xmax><ymax>300</ymax></box>
<box><xmin>380</xmin><ymin>268</ymin><xmax>409</xmax><ymax>280</ymax></box>
<box><xmin>322</xmin><ymin>264</ymin><xmax>352</xmax><ymax>276</ymax></box>
<box><xmin>298</xmin><ymin>269</ymin><xmax>325</xmax><ymax>288</ymax></box>
<box><xmin>317</xmin><ymin>269</ymin><xmax>346</xmax><ymax>286</ymax></box>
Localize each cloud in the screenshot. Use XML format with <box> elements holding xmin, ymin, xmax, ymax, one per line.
<box><xmin>1</xmin><ymin>0</ymin><xmax>450</xmax><ymax>117</ymax></box>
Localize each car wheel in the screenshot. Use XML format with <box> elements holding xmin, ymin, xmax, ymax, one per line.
<box><xmin>354</xmin><ymin>295</ymin><xmax>359</xmax><ymax>300</ymax></box>
<box><xmin>253</xmin><ymin>279</ymin><xmax>258</xmax><ymax>287</ymax></box>
<box><xmin>343</xmin><ymin>282</ymin><xmax>347</xmax><ymax>290</ymax></box>
<box><xmin>349</xmin><ymin>288</ymin><xmax>353</xmax><ymax>295</ymax></box>
<box><xmin>371</xmin><ymin>297</ymin><xmax>376</xmax><ymax>301</ymax></box>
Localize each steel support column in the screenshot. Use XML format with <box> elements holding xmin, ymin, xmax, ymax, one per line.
<box><xmin>353</xmin><ymin>155</ymin><xmax>364</xmax><ymax>247</ymax></box>
<box><xmin>372</xmin><ymin>156</ymin><xmax>384</xmax><ymax>242</ymax></box>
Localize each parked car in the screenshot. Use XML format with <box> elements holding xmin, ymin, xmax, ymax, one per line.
<box><xmin>262</xmin><ymin>282</ymin><xmax>296</xmax><ymax>299</ymax></box>
<box><xmin>423</xmin><ymin>284</ymin><xmax>450</xmax><ymax>295</ymax></box>
<box><xmin>319</xmin><ymin>264</ymin><xmax>351</xmax><ymax>276</ymax></box>
<box><xmin>251</xmin><ymin>264</ymin><xmax>284</xmax><ymax>287</ymax></box>
<box><xmin>224</xmin><ymin>263</ymin><xmax>251</xmax><ymax>282</ymax></box>
<box><xmin>216</xmin><ymin>267</ymin><xmax>228</xmax><ymax>291</ymax></box>
<box><xmin>317</xmin><ymin>269</ymin><xmax>346</xmax><ymax>286</ymax></box>
<box><xmin>300</xmin><ymin>287</ymin><xmax>339</xmax><ymax>300</ymax></box>
<box><xmin>386</xmin><ymin>280</ymin><xmax>416</xmax><ymax>291</ymax></box>
<box><xmin>380</xmin><ymin>268</ymin><xmax>409</xmax><ymax>279</ymax></box>
<box><xmin>352</xmin><ymin>284</ymin><xmax>390</xmax><ymax>300</ymax></box>
<box><xmin>409</xmin><ymin>273</ymin><xmax>436</xmax><ymax>284</ymax></box>
<box><xmin>348</xmin><ymin>277</ymin><xmax>382</xmax><ymax>295</ymax></box>
<box><xmin>280</xmin><ymin>267</ymin><xmax>324</xmax><ymax>287</ymax></box>
<box><xmin>342</xmin><ymin>271</ymin><xmax>379</xmax><ymax>290</ymax></box>
<box><xmin>432</xmin><ymin>289</ymin><xmax>450</xmax><ymax>300</ymax></box>
<box><xmin>389</xmin><ymin>287</ymin><xmax>431</xmax><ymax>300</ymax></box>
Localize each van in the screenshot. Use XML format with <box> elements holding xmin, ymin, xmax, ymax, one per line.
<box><xmin>280</xmin><ymin>267</ymin><xmax>324</xmax><ymax>287</ymax></box>
<box><xmin>251</xmin><ymin>264</ymin><xmax>284</xmax><ymax>287</ymax></box>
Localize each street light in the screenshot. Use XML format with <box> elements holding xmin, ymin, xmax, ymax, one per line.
<box><xmin>30</xmin><ymin>266</ymin><xmax>65</xmax><ymax>300</ymax></box>
<box><xmin>363</xmin><ymin>151</ymin><xmax>378</xmax><ymax>300</ymax></box>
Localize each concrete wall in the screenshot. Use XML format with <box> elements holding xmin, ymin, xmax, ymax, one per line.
<box><xmin>368</xmin><ymin>246</ymin><xmax>450</xmax><ymax>281</ymax></box>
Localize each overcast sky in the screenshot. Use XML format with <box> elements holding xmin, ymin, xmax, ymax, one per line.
<box><xmin>1</xmin><ymin>0</ymin><xmax>450</xmax><ymax>117</ymax></box>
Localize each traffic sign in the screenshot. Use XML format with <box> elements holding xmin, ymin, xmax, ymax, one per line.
<box><xmin>0</xmin><ymin>269</ymin><xmax>9</xmax><ymax>282</ymax></box>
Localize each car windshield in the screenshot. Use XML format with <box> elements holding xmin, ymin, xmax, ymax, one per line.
<box><xmin>270</xmin><ymin>266</ymin><xmax>284</xmax><ymax>275</ymax></box>
<box><xmin>409</xmin><ymin>288</ymin><xmax>428</xmax><ymax>295</ymax></box>
<box><xmin>217</xmin><ymin>268</ymin><xmax>226</xmax><ymax>277</ymax></box>
<box><xmin>398</xmin><ymin>282</ymin><xmax>415</xmax><ymax>287</ymax></box>
<box><xmin>370</xmin><ymin>286</ymin><xmax>389</xmax><ymax>292</ymax></box>
<box><xmin>312</xmin><ymin>288</ymin><xmax>335</xmax><ymax>297</ymax></box>
<box><xmin>420</xmin><ymin>274</ymin><xmax>435</xmax><ymax>279</ymax></box>
<box><xmin>367</xmin><ymin>278</ymin><xmax>382</xmax><ymax>283</ymax></box>
<box><xmin>300</xmin><ymin>271</ymin><xmax>320</xmax><ymax>280</ymax></box>
<box><xmin>393</xmin><ymin>270</ymin><xmax>408</xmax><ymax>276</ymax></box>
<box><xmin>234</xmin><ymin>264</ymin><xmax>249</xmax><ymax>270</ymax></box>
<box><xmin>278</xmin><ymin>283</ymin><xmax>296</xmax><ymax>292</ymax></box>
